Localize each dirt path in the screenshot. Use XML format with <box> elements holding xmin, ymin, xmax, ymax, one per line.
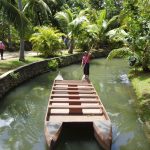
<box><xmin>2</xmin><ymin>51</ymin><xmax>38</xmax><ymax>60</ymax></box>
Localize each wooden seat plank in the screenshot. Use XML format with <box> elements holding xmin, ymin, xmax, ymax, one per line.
<box><xmin>53</xmin><ymin>86</ymin><xmax>94</xmax><ymax>90</ymax></box>
<box><xmin>52</xmin><ymin>90</ymin><xmax>96</xmax><ymax>94</ymax></box>
<box><xmin>49</xmin><ymin>99</ymin><xmax>99</xmax><ymax>103</ymax></box>
<box><xmin>51</xmin><ymin>94</ymin><xmax>98</xmax><ymax>98</ymax></box>
<box><xmin>48</xmin><ymin>105</ymin><xmax>102</xmax><ymax>109</ymax></box>
<box><xmin>55</xmin><ymin>80</ymin><xmax>89</xmax><ymax>83</ymax></box>
<box><xmin>48</xmin><ymin>115</ymin><xmax>106</xmax><ymax>122</ymax></box>
<box><xmin>50</xmin><ymin>112</ymin><xmax>103</xmax><ymax>115</ymax></box>
<box><xmin>54</xmin><ymin>83</ymin><xmax>92</xmax><ymax>86</ymax></box>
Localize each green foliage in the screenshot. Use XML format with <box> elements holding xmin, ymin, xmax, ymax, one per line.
<box><xmin>107</xmin><ymin>0</ymin><xmax>150</xmax><ymax>71</ymax></box>
<box><xmin>55</xmin><ymin>8</ymin><xmax>89</xmax><ymax>53</ymax></box>
<box><xmin>131</xmin><ymin>72</ymin><xmax>150</xmax><ymax>121</ymax></box>
<box><xmin>0</xmin><ymin>0</ymin><xmax>29</xmax><ymax>37</ymax></box>
<box><xmin>76</xmin><ymin>9</ymin><xmax>119</xmax><ymax>50</ymax></box>
<box><xmin>55</xmin><ymin>10</ymin><xmax>73</xmax><ymax>34</ymax></box>
<box><xmin>10</xmin><ymin>72</ymin><xmax>20</xmax><ymax>79</ymax></box>
<box><xmin>23</xmin><ymin>0</ymin><xmax>51</xmax><ymax>26</ymax></box>
<box><xmin>88</xmin><ymin>0</ymin><xmax>123</xmax><ymax>17</ymax></box>
<box><xmin>107</xmin><ymin>47</ymin><xmax>133</xmax><ymax>59</ymax></box>
<box><xmin>48</xmin><ymin>59</ymin><xmax>58</xmax><ymax>71</ymax></box>
<box><xmin>30</xmin><ymin>26</ymin><xmax>64</xmax><ymax>57</ymax></box>
<box><xmin>106</xmin><ymin>28</ymin><xmax>128</xmax><ymax>42</ymax></box>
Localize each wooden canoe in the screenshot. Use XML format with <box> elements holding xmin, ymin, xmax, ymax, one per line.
<box><xmin>44</xmin><ymin>74</ymin><xmax>112</xmax><ymax>150</ymax></box>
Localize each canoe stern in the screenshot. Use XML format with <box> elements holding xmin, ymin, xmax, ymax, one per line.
<box><xmin>44</xmin><ymin>122</ymin><xmax>62</xmax><ymax>149</ymax></box>
<box><xmin>93</xmin><ymin>120</ymin><xmax>112</xmax><ymax>150</ymax></box>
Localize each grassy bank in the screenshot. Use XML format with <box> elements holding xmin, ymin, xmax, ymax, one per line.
<box><xmin>130</xmin><ymin>70</ymin><xmax>150</xmax><ymax>140</ymax></box>
<box><xmin>0</xmin><ymin>56</ymin><xmax>44</xmax><ymax>75</ymax></box>
<box><xmin>0</xmin><ymin>50</ymin><xmax>73</xmax><ymax>76</ymax></box>
<box><xmin>130</xmin><ymin>71</ymin><xmax>150</xmax><ymax>121</ymax></box>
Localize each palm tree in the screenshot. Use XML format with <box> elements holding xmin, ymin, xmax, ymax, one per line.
<box><xmin>0</xmin><ymin>0</ymin><xmax>28</xmax><ymax>61</ymax></box>
<box><xmin>74</xmin><ymin>8</ymin><xmax>119</xmax><ymax>50</ymax></box>
<box><xmin>23</xmin><ymin>0</ymin><xmax>51</xmax><ymax>26</ymax></box>
<box><xmin>55</xmin><ymin>9</ymin><xmax>88</xmax><ymax>53</ymax></box>
<box><xmin>18</xmin><ymin>0</ymin><xmax>25</xmax><ymax>61</ymax></box>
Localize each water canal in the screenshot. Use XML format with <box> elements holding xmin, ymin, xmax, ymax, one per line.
<box><xmin>0</xmin><ymin>58</ymin><xmax>150</xmax><ymax>150</ymax></box>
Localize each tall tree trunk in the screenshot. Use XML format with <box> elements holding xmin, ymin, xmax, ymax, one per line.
<box><xmin>37</xmin><ymin>11</ymin><xmax>42</xmax><ymax>26</ymax></box>
<box><xmin>19</xmin><ymin>38</ymin><xmax>25</xmax><ymax>61</ymax></box>
<box><xmin>18</xmin><ymin>0</ymin><xmax>25</xmax><ymax>61</ymax></box>
<box><xmin>142</xmin><ymin>46</ymin><xmax>150</xmax><ymax>72</ymax></box>
<box><xmin>68</xmin><ymin>37</ymin><xmax>74</xmax><ymax>54</ymax></box>
<box><xmin>8</xmin><ymin>25</ymin><xmax>12</xmax><ymax>49</ymax></box>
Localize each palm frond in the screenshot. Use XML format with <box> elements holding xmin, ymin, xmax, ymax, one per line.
<box><xmin>107</xmin><ymin>15</ymin><xmax>119</xmax><ymax>29</ymax></box>
<box><xmin>23</xmin><ymin>0</ymin><xmax>51</xmax><ymax>16</ymax></box>
<box><xmin>106</xmin><ymin>28</ymin><xmax>128</xmax><ymax>42</ymax></box>
<box><xmin>107</xmin><ymin>47</ymin><xmax>133</xmax><ymax>60</ymax></box>
<box><xmin>55</xmin><ymin>11</ymin><xmax>70</xmax><ymax>25</ymax></box>
<box><xmin>70</xmin><ymin>16</ymin><xmax>88</xmax><ymax>27</ymax></box>
<box><xmin>0</xmin><ymin>0</ymin><xmax>29</xmax><ymax>36</ymax></box>
<box><xmin>23</xmin><ymin>2</ymin><xmax>30</xmax><ymax>12</ymax></box>
<box><xmin>64</xmin><ymin>9</ymin><xmax>73</xmax><ymax>22</ymax></box>
<box><xmin>86</xmin><ymin>24</ymin><xmax>99</xmax><ymax>34</ymax></box>
<box><xmin>96</xmin><ymin>9</ymin><xmax>106</xmax><ymax>28</ymax></box>
<box><xmin>38</xmin><ymin>0</ymin><xmax>51</xmax><ymax>15</ymax></box>
<box><xmin>78</xmin><ymin>8</ymin><xmax>90</xmax><ymax>17</ymax></box>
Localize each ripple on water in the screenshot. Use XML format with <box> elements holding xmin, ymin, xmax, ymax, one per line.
<box><xmin>0</xmin><ymin>117</ymin><xmax>14</xmax><ymax>128</ymax></box>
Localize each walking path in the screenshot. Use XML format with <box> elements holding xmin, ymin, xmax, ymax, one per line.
<box><xmin>3</xmin><ymin>51</ymin><xmax>38</xmax><ymax>60</ymax></box>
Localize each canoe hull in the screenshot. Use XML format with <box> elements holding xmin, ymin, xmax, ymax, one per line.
<box><xmin>44</xmin><ymin>74</ymin><xmax>112</xmax><ymax>150</ymax></box>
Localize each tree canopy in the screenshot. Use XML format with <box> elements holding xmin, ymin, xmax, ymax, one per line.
<box><xmin>0</xmin><ymin>0</ymin><xmax>149</xmax><ymax>71</ymax></box>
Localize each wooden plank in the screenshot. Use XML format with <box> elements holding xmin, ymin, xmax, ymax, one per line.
<box><xmin>53</xmin><ymin>86</ymin><xmax>94</xmax><ymax>90</ymax></box>
<box><xmin>54</xmin><ymin>83</ymin><xmax>92</xmax><ymax>86</ymax></box>
<box><xmin>52</xmin><ymin>90</ymin><xmax>96</xmax><ymax>94</ymax></box>
<box><xmin>48</xmin><ymin>105</ymin><xmax>102</xmax><ymax>109</ymax></box>
<box><xmin>49</xmin><ymin>99</ymin><xmax>99</xmax><ymax>103</ymax></box>
<box><xmin>51</xmin><ymin>94</ymin><xmax>98</xmax><ymax>98</ymax></box>
<box><xmin>50</xmin><ymin>112</ymin><xmax>103</xmax><ymax>115</ymax></box>
<box><xmin>55</xmin><ymin>80</ymin><xmax>89</xmax><ymax>83</ymax></box>
<box><xmin>49</xmin><ymin>115</ymin><xmax>106</xmax><ymax>122</ymax></box>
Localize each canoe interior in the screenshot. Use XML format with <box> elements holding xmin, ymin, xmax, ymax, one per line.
<box><xmin>45</xmin><ymin>77</ymin><xmax>112</xmax><ymax>150</ymax></box>
<box><xmin>54</xmin><ymin>122</ymin><xmax>105</xmax><ymax>150</ymax></box>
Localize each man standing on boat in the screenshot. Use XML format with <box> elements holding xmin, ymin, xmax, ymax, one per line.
<box><xmin>81</xmin><ymin>51</ymin><xmax>92</xmax><ymax>80</ymax></box>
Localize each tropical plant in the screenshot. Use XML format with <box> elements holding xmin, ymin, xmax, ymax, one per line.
<box><xmin>48</xmin><ymin>59</ymin><xmax>58</xmax><ymax>70</ymax></box>
<box><xmin>23</xmin><ymin>0</ymin><xmax>51</xmax><ymax>26</ymax></box>
<box><xmin>76</xmin><ymin>9</ymin><xmax>119</xmax><ymax>50</ymax></box>
<box><xmin>0</xmin><ymin>0</ymin><xmax>28</xmax><ymax>33</ymax></box>
<box><xmin>55</xmin><ymin>8</ymin><xmax>88</xmax><ymax>53</ymax></box>
<box><xmin>0</xmin><ymin>0</ymin><xmax>29</xmax><ymax>60</ymax></box>
<box><xmin>30</xmin><ymin>26</ymin><xmax>64</xmax><ymax>57</ymax></box>
<box><xmin>107</xmin><ymin>0</ymin><xmax>150</xmax><ymax>72</ymax></box>
<box><xmin>88</xmin><ymin>0</ymin><xmax>123</xmax><ymax>17</ymax></box>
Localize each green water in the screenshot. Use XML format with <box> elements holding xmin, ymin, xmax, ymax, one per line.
<box><xmin>0</xmin><ymin>58</ymin><xmax>150</xmax><ymax>150</ymax></box>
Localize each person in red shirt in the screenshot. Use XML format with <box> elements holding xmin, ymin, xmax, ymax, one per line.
<box><xmin>0</xmin><ymin>41</ymin><xmax>5</xmax><ymax>60</ymax></box>
<box><xmin>81</xmin><ymin>51</ymin><xmax>92</xmax><ymax>80</ymax></box>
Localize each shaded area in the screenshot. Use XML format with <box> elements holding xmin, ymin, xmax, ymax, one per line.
<box><xmin>55</xmin><ymin>123</ymin><xmax>104</xmax><ymax>150</ymax></box>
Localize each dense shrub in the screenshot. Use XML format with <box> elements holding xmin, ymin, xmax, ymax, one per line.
<box><xmin>30</xmin><ymin>26</ymin><xmax>64</xmax><ymax>57</ymax></box>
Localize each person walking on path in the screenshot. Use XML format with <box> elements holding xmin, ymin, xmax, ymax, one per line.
<box><xmin>81</xmin><ymin>51</ymin><xmax>92</xmax><ymax>80</ymax></box>
<box><xmin>0</xmin><ymin>41</ymin><xmax>5</xmax><ymax>60</ymax></box>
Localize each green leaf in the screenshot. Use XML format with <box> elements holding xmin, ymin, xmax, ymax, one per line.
<box><xmin>107</xmin><ymin>47</ymin><xmax>133</xmax><ymax>60</ymax></box>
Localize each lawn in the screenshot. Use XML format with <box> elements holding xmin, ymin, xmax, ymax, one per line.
<box><xmin>0</xmin><ymin>56</ymin><xmax>44</xmax><ymax>75</ymax></box>
<box><xmin>130</xmin><ymin>71</ymin><xmax>150</xmax><ymax>121</ymax></box>
<box><xmin>0</xmin><ymin>50</ymin><xmax>78</xmax><ymax>76</ymax></box>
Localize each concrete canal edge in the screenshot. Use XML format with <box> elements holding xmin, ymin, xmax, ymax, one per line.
<box><xmin>0</xmin><ymin>50</ymin><xmax>107</xmax><ymax>99</ymax></box>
